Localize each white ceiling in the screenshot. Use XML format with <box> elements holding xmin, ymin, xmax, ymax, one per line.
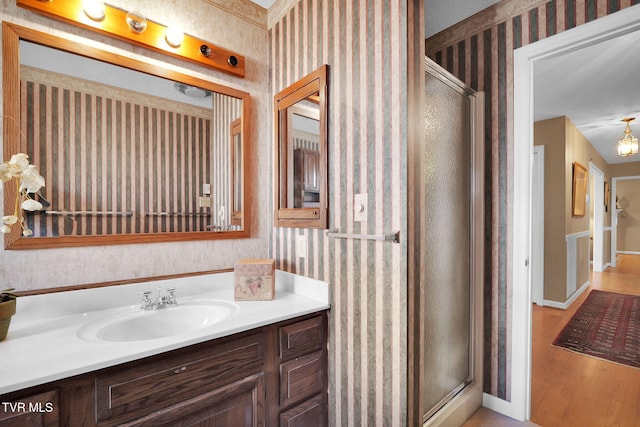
<box><xmin>424</xmin><ymin>0</ymin><xmax>501</xmax><ymax>37</ymax></box>
<box><xmin>534</xmin><ymin>28</ymin><xmax>640</xmax><ymax>164</ymax></box>
<box><xmin>250</xmin><ymin>0</ymin><xmax>274</xmax><ymax>9</ymax></box>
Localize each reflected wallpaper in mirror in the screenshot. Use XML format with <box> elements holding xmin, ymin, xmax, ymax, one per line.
<box><xmin>287</xmin><ymin>101</ymin><xmax>320</xmax><ymax>209</ymax></box>
<box><xmin>19</xmin><ymin>41</ymin><xmax>242</xmax><ymax>238</ymax></box>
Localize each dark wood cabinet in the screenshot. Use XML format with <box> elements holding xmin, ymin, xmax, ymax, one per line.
<box><xmin>119</xmin><ymin>374</ymin><xmax>265</xmax><ymax>427</ymax></box>
<box><xmin>278</xmin><ymin>315</ymin><xmax>327</xmax><ymax>427</ymax></box>
<box><xmin>280</xmin><ymin>394</ymin><xmax>325</xmax><ymax>427</ymax></box>
<box><xmin>293</xmin><ymin>148</ymin><xmax>321</xmax><ymax>208</ymax></box>
<box><xmin>0</xmin><ymin>390</ymin><xmax>58</xmax><ymax>427</ymax></box>
<box><xmin>0</xmin><ymin>312</ymin><xmax>327</xmax><ymax>427</ymax></box>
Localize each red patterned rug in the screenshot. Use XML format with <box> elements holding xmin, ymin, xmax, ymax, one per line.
<box><xmin>553</xmin><ymin>290</ymin><xmax>640</xmax><ymax>369</ymax></box>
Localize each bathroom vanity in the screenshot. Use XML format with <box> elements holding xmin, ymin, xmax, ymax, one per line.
<box><xmin>0</xmin><ymin>271</ymin><xmax>329</xmax><ymax>426</ymax></box>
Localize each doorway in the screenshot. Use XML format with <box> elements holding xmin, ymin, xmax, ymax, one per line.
<box><xmin>513</xmin><ymin>5</ymin><xmax>640</xmax><ymax>421</ymax></box>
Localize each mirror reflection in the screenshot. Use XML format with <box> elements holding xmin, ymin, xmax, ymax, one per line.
<box><xmin>286</xmin><ymin>101</ymin><xmax>320</xmax><ymax>209</ymax></box>
<box><xmin>3</xmin><ymin>22</ymin><xmax>250</xmax><ymax>249</ymax></box>
<box><xmin>274</xmin><ymin>65</ymin><xmax>328</xmax><ymax>229</ymax></box>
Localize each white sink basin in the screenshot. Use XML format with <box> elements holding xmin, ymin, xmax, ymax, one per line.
<box><xmin>77</xmin><ymin>300</ymin><xmax>238</xmax><ymax>342</ymax></box>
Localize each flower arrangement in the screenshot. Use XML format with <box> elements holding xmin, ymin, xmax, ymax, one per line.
<box><xmin>0</xmin><ymin>153</ymin><xmax>45</xmax><ymax>236</ymax></box>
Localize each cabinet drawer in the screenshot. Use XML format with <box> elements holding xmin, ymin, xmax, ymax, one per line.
<box><xmin>279</xmin><ymin>315</ymin><xmax>324</xmax><ymax>361</ymax></box>
<box><xmin>280</xmin><ymin>350</ymin><xmax>324</xmax><ymax>409</ymax></box>
<box><xmin>280</xmin><ymin>394</ymin><xmax>325</xmax><ymax>427</ymax></box>
<box><xmin>117</xmin><ymin>374</ymin><xmax>265</xmax><ymax>427</ymax></box>
<box><xmin>95</xmin><ymin>333</ymin><xmax>264</xmax><ymax>424</ymax></box>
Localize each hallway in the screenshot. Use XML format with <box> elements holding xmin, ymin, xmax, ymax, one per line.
<box><xmin>464</xmin><ymin>254</ymin><xmax>640</xmax><ymax>427</ymax></box>
<box><xmin>530</xmin><ymin>254</ymin><xmax>640</xmax><ymax>427</ymax></box>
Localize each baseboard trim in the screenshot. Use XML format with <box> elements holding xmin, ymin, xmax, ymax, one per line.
<box><xmin>543</xmin><ymin>280</ymin><xmax>590</xmax><ymax>310</ymax></box>
<box><xmin>482</xmin><ymin>393</ymin><xmax>525</xmax><ymax>421</ymax></box>
<box><xmin>617</xmin><ymin>251</ymin><xmax>640</xmax><ymax>255</ymax></box>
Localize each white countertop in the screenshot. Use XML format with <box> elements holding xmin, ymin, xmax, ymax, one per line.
<box><xmin>0</xmin><ymin>270</ymin><xmax>329</xmax><ymax>395</ymax></box>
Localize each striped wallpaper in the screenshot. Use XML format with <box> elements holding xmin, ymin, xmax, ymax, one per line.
<box><xmin>427</xmin><ymin>0</ymin><xmax>640</xmax><ymax>401</ymax></box>
<box><xmin>211</xmin><ymin>92</ymin><xmax>243</xmax><ymax>230</ymax></box>
<box><xmin>270</xmin><ymin>0</ymin><xmax>409</xmax><ymax>425</ymax></box>
<box><xmin>21</xmin><ymin>72</ymin><xmax>241</xmax><ymax>237</ymax></box>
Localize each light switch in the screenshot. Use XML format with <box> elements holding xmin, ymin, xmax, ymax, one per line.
<box><xmin>296</xmin><ymin>234</ymin><xmax>307</xmax><ymax>258</ymax></box>
<box><xmin>354</xmin><ymin>193</ymin><xmax>367</xmax><ymax>222</ymax></box>
<box><xmin>203</xmin><ymin>183</ymin><xmax>211</xmax><ymax>195</ymax></box>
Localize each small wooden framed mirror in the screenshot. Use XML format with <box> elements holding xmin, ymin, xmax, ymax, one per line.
<box><xmin>273</xmin><ymin>65</ymin><xmax>328</xmax><ymax>229</ymax></box>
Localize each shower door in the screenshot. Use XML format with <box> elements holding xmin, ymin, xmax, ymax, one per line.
<box><xmin>409</xmin><ymin>58</ymin><xmax>484</xmax><ymax>426</ymax></box>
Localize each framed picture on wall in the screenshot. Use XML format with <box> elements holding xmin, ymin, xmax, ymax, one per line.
<box><xmin>604</xmin><ymin>181</ymin><xmax>610</xmax><ymax>212</ymax></box>
<box><xmin>572</xmin><ymin>162</ymin><xmax>588</xmax><ymax>217</ymax></box>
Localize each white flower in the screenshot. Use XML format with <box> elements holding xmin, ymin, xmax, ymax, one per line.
<box><xmin>21</xmin><ymin>199</ymin><xmax>43</xmax><ymax>211</ymax></box>
<box><xmin>0</xmin><ymin>162</ymin><xmax>14</xmax><ymax>182</ymax></box>
<box><xmin>20</xmin><ymin>166</ymin><xmax>45</xmax><ymax>193</ymax></box>
<box><xmin>2</xmin><ymin>215</ymin><xmax>18</xmax><ymax>225</ymax></box>
<box><xmin>9</xmin><ymin>153</ymin><xmax>29</xmax><ymax>170</ymax></box>
<box><xmin>1</xmin><ymin>153</ymin><xmax>46</xmax><ymax>236</ymax></box>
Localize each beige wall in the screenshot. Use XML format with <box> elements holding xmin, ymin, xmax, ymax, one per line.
<box><xmin>616</xmin><ymin>179</ymin><xmax>640</xmax><ymax>252</ymax></box>
<box><xmin>610</xmin><ymin>162</ymin><xmax>640</xmax><ymax>177</ymax></box>
<box><xmin>535</xmin><ymin>117</ymin><xmax>566</xmax><ymax>302</ymax></box>
<box><xmin>534</xmin><ymin>116</ymin><xmax>611</xmax><ymax>303</ymax></box>
<box><xmin>0</xmin><ymin>0</ymin><xmax>271</xmax><ymax>291</ymax></box>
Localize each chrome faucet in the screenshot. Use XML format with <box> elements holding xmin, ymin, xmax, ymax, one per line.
<box><xmin>140</xmin><ymin>287</ymin><xmax>178</xmax><ymax>310</ymax></box>
<box><xmin>140</xmin><ymin>291</ymin><xmax>153</xmax><ymax>310</ymax></box>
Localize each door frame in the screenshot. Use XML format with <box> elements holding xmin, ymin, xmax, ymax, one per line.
<box><xmin>612</xmin><ymin>175</ymin><xmax>640</xmax><ymax>262</ymax></box>
<box><xmin>531</xmin><ymin>146</ymin><xmax>544</xmax><ymax>306</ymax></box>
<box><xmin>590</xmin><ymin>162</ymin><xmax>605</xmax><ymax>272</ymax></box>
<box><xmin>511</xmin><ymin>5</ymin><xmax>640</xmax><ymax>421</ymax></box>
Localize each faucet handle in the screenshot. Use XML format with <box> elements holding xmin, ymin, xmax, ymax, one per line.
<box><xmin>167</xmin><ymin>288</ymin><xmax>178</xmax><ymax>306</ymax></box>
<box><xmin>140</xmin><ymin>291</ymin><xmax>153</xmax><ymax>310</ymax></box>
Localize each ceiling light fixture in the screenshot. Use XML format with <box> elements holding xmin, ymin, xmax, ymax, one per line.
<box><xmin>617</xmin><ymin>117</ymin><xmax>639</xmax><ymax>157</ymax></box>
<box><xmin>17</xmin><ymin>0</ymin><xmax>246</xmax><ymax>77</ymax></box>
<box><xmin>174</xmin><ymin>83</ymin><xmax>211</xmax><ymax>98</ymax></box>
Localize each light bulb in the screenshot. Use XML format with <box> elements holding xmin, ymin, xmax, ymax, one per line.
<box><xmin>126</xmin><ymin>11</ymin><xmax>147</xmax><ymax>33</ymax></box>
<box><xmin>83</xmin><ymin>0</ymin><xmax>105</xmax><ymax>21</ymax></box>
<box><xmin>165</xmin><ymin>26</ymin><xmax>184</xmax><ymax>48</ymax></box>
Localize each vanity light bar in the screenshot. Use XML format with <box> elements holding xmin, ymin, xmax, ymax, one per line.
<box><xmin>17</xmin><ymin>0</ymin><xmax>245</xmax><ymax>78</ymax></box>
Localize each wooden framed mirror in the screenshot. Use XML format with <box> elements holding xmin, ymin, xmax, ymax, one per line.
<box><xmin>2</xmin><ymin>23</ymin><xmax>251</xmax><ymax>249</ymax></box>
<box><xmin>273</xmin><ymin>65</ymin><xmax>328</xmax><ymax>229</ymax></box>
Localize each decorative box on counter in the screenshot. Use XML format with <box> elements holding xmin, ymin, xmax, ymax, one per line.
<box><xmin>234</xmin><ymin>258</ymin><xmax>275</xmax><ymax>301</ymax></box>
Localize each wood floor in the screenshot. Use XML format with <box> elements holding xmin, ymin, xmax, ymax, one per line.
<box><xmin>463</xmin><ymin>254</ymin><xmax>640</xmax><ymax>427</ymax></box>
<box><xmin>530</xmin><ymin>254</ymin><xmax>640</xmax><ymax>427</ymax></box>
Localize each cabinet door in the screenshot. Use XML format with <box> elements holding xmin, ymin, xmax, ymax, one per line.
<box><xmin>0</xmin><ymin>390</ymin><xmax>58</xmax><ymax>427</ymax></box>
<box><xmin>280</xmin><ymin>351</ymin><xmax>324</xmax><ymax>409</ymax></box>
<box><xmin>119</xmin><ymin>374</ymin><xmax>265</xmax><ymax>427</ymax></box>
<box><xmin>302</xmin><ymin>150</ymin><xmax>319</xmax><ymax>192</ymax></box>
<box><xmin>280</xmin><ymin>394</ymin><xmax>325</xmax><ymax>427</ymax></box>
